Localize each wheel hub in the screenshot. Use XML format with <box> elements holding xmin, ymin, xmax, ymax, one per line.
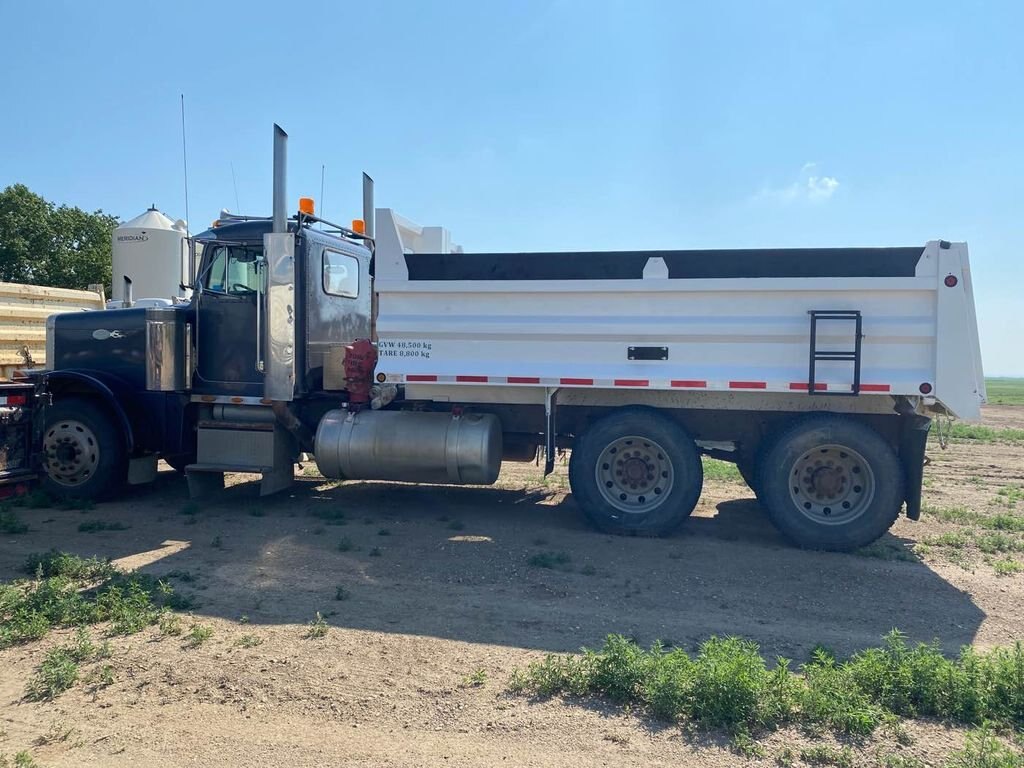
<box><xmin>43</xmin><ymin>420</ymin><xmax>99</xmax><ymax>487</ymax></box>
<box><xmin>595</xmin><ymin>436</ymin><xmax>673</xmax><ymax>514</ymax></box>
<box><xmin>788</xmin><ymin>444</ymin><xmax>874</xmax><ymax>525</ymax></box>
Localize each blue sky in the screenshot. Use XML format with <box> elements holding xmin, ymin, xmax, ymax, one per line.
<box><xmin>2</xmin><ymin>1</ymin><xmax>1021</xmax><ymax>375</ymax></box>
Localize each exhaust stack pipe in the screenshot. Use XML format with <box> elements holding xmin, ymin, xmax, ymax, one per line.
<box><xmin>123</xmin><ymin>275</ymin><xmax>134</xmax><ymax>308</ymax></box>
<box><xmin>272</xmin><ymin>124</ymin><xmax>288</xmax><ymax>234</ymax></box>
<box><xmin>362</xmin><ymin>172</ymin><xmax>374</xmax><ymax>240</ymax></box>
<box><xmin>362</xmin><ymin>173</ymin><xmax>374</xmax><ymax>239</ymax></box>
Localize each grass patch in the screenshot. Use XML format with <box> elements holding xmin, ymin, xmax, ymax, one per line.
<box><xmin>377</xmin><ymin>527</ymin><xmax>391</xmax><ymax>536</ymax></box>
<box><xmin>947</xmin><ymin>725</ymin><xmax>1024</xmax><ymax>767</ymax></box>
<box><xmin>460</xmin><ymin>669</ymin><xmax>487</xmax><ymax>688</ymax></box>
<box><xmin>994</xmin><ymin>559</ymin><xmax>1024</xmax><ymax>577</ymax></box>
<box><xmin>701</xmin><ymin>457</ymin><xmax>744</xmax><ymax>483</ymax></box>
<box><xmin>976</xmin><ymin>532</ymin><xmax>1024</xmax><ymax>555</ymax></box>
<box><xmin>77</xmin><ymin>520</ymin><xmax>130</xmax><ymax>533</ymax></box>
<box><xmin>337</xmin><ymin>537</ymin><xmax>356</xmax><ymax>552</ymax></box>
<box><xmin>311</xmin><ymin>508</ymin><xmax>347</xmax><ymax>525</ymax></box>
<box><xmin>509</xmin><ymin>630</ymin><xmax>1024</xmax><ymax>735</ymax></box>
<box><xmin>0</xmin><ymin>508</ymin><xmax>28</xmax><ymax>534</ymax></box>
<box><xmin>924</xmin><ymin>504</ymin><xmax>980</xmax><ymax>525</ymax></box>
<box><xmin>368</xmin><ymin>546</ymin><xmax>383</xmax><ymax>557</ymax></box>
<box><xmin>947</xmin><ymin>423</ymin><xmax>1024</xmax><ymax>444</ymax></box>
<box><xmin>0</xmin><ymin>752</ymin><xmax>40</xmax><ymax>768</ymax></box>
<box><xmin>855</xmin><ymin>542</ymin><xmax>918</xmax><ymax>563</ymax></box>
<box><xmin>799</xmin><ymin>745</ymin><xmax>854</xmax><ymax>767</ymax></box>
<box><xmin>997</xmin><ymin>485</ymin><xmax>1024</xmax><ymax>508</ymax></box>
<box><xmin>1</xmin><ymin>552</ymin><xmax>190</xmax><ymax>649</ymax></box>
<box><xmin>306</xmin><ymin>612</ymin><xmax>328</xmax><ymax>638</ymax></box>
<box><xmin>184</xmin><ymin>623</ymin><xmax>213</xmax><ymax>648</ymax></box>
<box><xmin>234</xmin><ymin>634</ymin><xmax>262</xmax><ymax>648</ymax></box>
<box><xmin>335</xmin><ymin>585</ymin><xmax>351</xmax><ymax>601</ymax></box>
<box><xmin>24</xmin><ymin>628</ymin><xmax>104</xmax><ymax>700</ymax></box>
<box><xmin>528</xmin><ymin>551</ymin><xmax>572</xmax><ymax>571</ymax></box>
<box><xmin>985</xmin><ymin>377</ymin><xmax>1024</xmax><ymax>406</ymax></box>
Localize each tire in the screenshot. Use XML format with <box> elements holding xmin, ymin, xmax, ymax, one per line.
<box><xmin>568</xmin><ymin>407</ymin><xmax>703</xmax><ymax>536</ymax></box>
<box><xmin>756</xmin><ymin>416</ymin><xmax>904</xmax><ymax>551</ymax></box>
<box><xmin>40</xmin><ymin>397</ymin><xmax>127</xmax><ymax>501</ymax></box>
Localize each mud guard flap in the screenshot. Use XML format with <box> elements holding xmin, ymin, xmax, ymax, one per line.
<box><xmin>899</xmin><ymin>414</ymin><xmax>931</xmax><ymax>520</ymax></box>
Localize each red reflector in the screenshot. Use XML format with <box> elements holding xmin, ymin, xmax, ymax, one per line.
<box><xmin>944</xmin><ymin>274</ymin><xmax>958</xmax><ymax>288</ymax></box>
<box><xmin>6</xmin><ymin>394</ymin><xmax>27</xmax><ymax>406</ymax></box>
<box><xmin>919</xmin><ymin>382</ymin><xmax>933</xmax><ymax>395</ymax></box>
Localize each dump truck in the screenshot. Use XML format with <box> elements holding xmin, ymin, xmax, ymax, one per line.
<box><xmin>0</xmin><ymin>124</ymin><xmax>986</xmax><ymax>550</ymax></box>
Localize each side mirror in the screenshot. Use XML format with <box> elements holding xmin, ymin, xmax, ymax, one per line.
<box><xmin>182</xmin><ymin>238</ymin><xmax>197</xmax><ymax>291</ymax></box>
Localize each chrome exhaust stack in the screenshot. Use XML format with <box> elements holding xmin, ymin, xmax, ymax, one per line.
<box><xmin>272</xmin><ymin>124</ymin><xmax>288</xmax><ymax>234</ymax></box>
<box><xmin>362</xmin><ymin>172</ymin><xmax>374</xmax><ymax>240</ymax></box>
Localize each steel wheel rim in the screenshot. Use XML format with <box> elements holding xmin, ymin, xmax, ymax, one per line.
<box><xmin>43</xmin><ymin>419</ymin><xmax>99</xmax><ymax>487</ymax></box>
<box><xmin>594</xmin><ymin>435</ymin><xmax>673</xmax><ymax>514</ymax></box>
<box><xmin>788</xmin><ymin>443</ymin><xmax>875</xmax><ymax>526</ymax></box>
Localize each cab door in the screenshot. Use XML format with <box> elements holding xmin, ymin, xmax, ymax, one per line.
<box><xmin>194</xmin><ymin>242</ymin><xmax>264</xmax><ymax>395</ymax></box>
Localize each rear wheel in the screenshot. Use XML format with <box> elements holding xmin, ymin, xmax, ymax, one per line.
<box><xmin>41</xmin><ymin>397</ymin><xmax>127</xmax><ymax>501</ymax></box>
<box><xmin>757</xmin><ymin>416</ymin><xmax>903</xmax><ymax>550</ymax></box>
<box><xmin>569</xmin><ymin>408</ymin><xmax>703</xmax><ymax>536</ymax></box>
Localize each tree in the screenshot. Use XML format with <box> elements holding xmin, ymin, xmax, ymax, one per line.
<box><xmin>0</xmin><ymin>184</ymin><xmax>117</xmax><ymax>291</ymax></box>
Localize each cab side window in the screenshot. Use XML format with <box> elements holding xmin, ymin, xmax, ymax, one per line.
<box><xmin>203</xmin><ymin>246</ymin><xmax>261</xmax><ymax>295</ymax></box>
<box><xmin>323</xmin><ymin>249</ymin><xmax>359</xmax><ymax>298</ymax></box>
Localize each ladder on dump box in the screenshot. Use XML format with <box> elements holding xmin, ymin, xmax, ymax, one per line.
<box><xmin>807</xmin><ymin>310</ymin><xmax>863</xmax><ymax>396</ymax></box>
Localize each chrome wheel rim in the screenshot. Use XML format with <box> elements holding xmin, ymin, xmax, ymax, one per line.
<box><xmin>594</xmin><ymin>436</ymin><xmax>673</xmax><ymax>514</ymax></box>
<box><xmin>43</xmin><ymin>419</ymin><xmax>99</xmax><ymax>487</ymax></box>
<box><xmin>788</xmin><ymin>444</ymin><xmax>875</xmax><ymax>525</ymax></box>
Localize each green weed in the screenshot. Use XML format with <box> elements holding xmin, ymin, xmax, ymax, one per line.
<box><xmin>701</xmin><ymin>457</ymin><xmax>744</xmax><ymax>482</ymax></box>
<box><xmin>306</xmin><ymin>612</ymin><xmax>328</xmax><ymax>638</ymax></box>
<box><xmin>947</xmin><ymin>424</ymin><xmax>1024</xmax><ymax>444</ymax></box>
<box><xmin>509</xmin><ymin>630</ymin><xmax>1024</xmax><ymax>735</ymax></box>
<box><xmin>994</xmin><ymin>559</ymin><xmax>1023</xmax><ymax>577</ymax></box>
<box><xmin>799</xmin><ymin>745</ymin><xmax>854</xmax><ymax>767</ymax></box>
<box><xmin>1</xmin><ymin>553</ymin><xmax>187</xmax><ymax>649</ymax></box>
<box><xmin>0</xmin><ymin>509</ymin><xmax>28</xmax><ymax>534</ymax></box>
<box><xmin>184</xmin><ymin>623</ymin><xmax>213</xmax><ymax>648</ymax></box>
<box><xmin>234</xmin><ymin>634</ymin><xmax>263</xmax><ymax>648</ymax></box>
<box><xmin>946</xmin><ymin>726</ymin><xmax>1024</xmax><ymax>767</ymax></box>
<box><xmin>528</xmin><ymin>551</ymin><xmax>572</xmax><ymax>570</ymax></box>
<box><xmin>77</xmin><ymin>520</ymin><xmax>129</xmax><ymax>533</ymax></box>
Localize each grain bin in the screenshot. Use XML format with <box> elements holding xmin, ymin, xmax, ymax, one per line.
<box><xmin>111</xmin><ymin>206</ymin><xmax>190</xmax><ymax>306</ymax></box>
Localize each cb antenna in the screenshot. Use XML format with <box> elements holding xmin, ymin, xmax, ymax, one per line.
<box><xmin>180</xmin><ymin>94</ymin><xmax>190</xmax><ymax>236</ymax></box>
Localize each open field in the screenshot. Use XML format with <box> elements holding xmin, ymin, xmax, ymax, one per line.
<box><xmin>985</xmin><ymin>377</ymin><xmax>1024</xmax><ymax>406</ymax></box>
<box><xmin>1</xmin><ymin>407</ymin><xmax>1023</xmax><ymax>766</ymax></box>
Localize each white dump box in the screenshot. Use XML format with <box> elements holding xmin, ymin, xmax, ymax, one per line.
<box><xmin>373</xmin><ymin>209</ymin><xmax>985</xmax><ymax>423</ymax></box>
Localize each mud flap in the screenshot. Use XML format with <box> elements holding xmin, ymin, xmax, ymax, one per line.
<box><xmin>899</xmin><ymin>414</ymin><xmax>931</xmax><ymax>520</ymax></box>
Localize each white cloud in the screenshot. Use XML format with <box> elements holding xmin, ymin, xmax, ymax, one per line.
<box><xmin>757</xmin><ymin>163</ymin><xmax>840</xmax><ymax>204</ymax></box>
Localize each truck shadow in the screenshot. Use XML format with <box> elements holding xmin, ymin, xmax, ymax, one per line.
<box><xmin>1</xmin><ymin>471</ymin><xmax>985</xmax><ymax>661</ymax></box>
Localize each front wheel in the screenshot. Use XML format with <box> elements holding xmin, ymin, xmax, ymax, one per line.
<box><xmin>41</xmin><ymin>397</ymin><xmax>127</xmax><ymax>501</ymax></box>
<box><xmin>569</xmin><ymin>408</ymin><xmax>703</xmax><ymax>536</ymax></box>
<box><xmin>757</xmin><ymin>416</ymin><xmax>904</xmax><ymax>551</ymax></box>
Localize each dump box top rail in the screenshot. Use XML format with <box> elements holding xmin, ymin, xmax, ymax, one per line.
<box><xmin>373</xmin><ymin>210</ymin><xmax>985</xmax><ymax>421</ymax></box>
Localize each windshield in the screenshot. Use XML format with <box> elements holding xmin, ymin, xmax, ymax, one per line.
<box><xmin>201</xmin><ymin>244</ymin><xmax>262</xmax><ymax>295</ymax></box>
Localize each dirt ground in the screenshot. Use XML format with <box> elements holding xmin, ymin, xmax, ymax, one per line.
<box><xmin>1</xmin><ymin>407</ymin><xmax>1023</xmax><ymax>767</ymax></box>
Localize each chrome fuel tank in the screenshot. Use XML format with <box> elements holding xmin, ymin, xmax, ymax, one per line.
<box><xmin>314</xmin><ymin>410</ymin><xmax>502</xmax><ymax>485</ymax></box>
